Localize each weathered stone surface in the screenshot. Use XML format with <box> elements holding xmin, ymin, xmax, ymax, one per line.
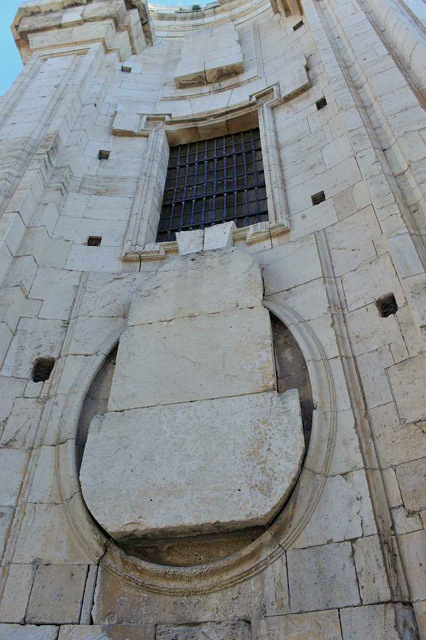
<box><xmin>58</xmin><ymin>626</ymin><xmax>155</xmax><ymax>640</ymax></box>
<box><xmin>0</xmin><ymin>448</ymin><xmax>27</xmax><ymax>506</ymax></box>
<box><xmin>204</xmin><ymin>221</ymin><xmax>235</xmax><ymax>251</ymax></box>
<box><xmin>176</xmin><ymin>229</ymin><xmax>204</xmax><ymax>255</ymax></box>
<box><xmin>254</xmin><ymin>609</ymin><xmax>342</xmax><ymax>639</ymax></box>
<box><xmin>81</xmin><ymin>390</ymin><xmax>304</xmax><ymax>538</ymax></box>
<box><xmin>398</xmin><ymin>530</ymin><xmax>426</xmax><ymax>601</ymax></box>
<box><xmin>174</xmin><ymin>24</ymin><xmax>243</xmax><ymax>88</ymax></box>
<box><xmin>0</xmin><ymin>507</ymin><xmax>13</xmax><ymax>556</ymax></box>
<box><xmin>0</xmin><ymin>625</ymin><xmax>58</xmax><ymax>640</ymax></box>
<box><xmin>2</xmin><ymin>317</ymin><xmax>66</xmax><ymax>379</ymax></box>
<box><xmin>340</xmin><ymin>603</ymin><xmax>418</xmax><ymax>640</ymax></box>
<box><xmin>0</xmin><ymin>564</ymin><xmax>35</xmax><ymax>623</ymax></box>
<box><xmin>128</xmin><ymin>249</ymin><xmax>263</xmax><ymax>326</ymax></box>
<box><xmin>109</xmin><ymin>306</ymin><xmax>275</xmax><ymax>411</ymax></box>
<box><xmin>0</xmin><ymin>398</ymin><xmax>43</xmax><ymax>449</ymax></box>
<box><xmin>157</xmin><ymin>622</ymin><xmax>251</xmax><ymax>640</ymax></box>
<box><xmin>396</xmin><ymin>458</ymin><xmax>426</xmax><ymax>513</ymax></box>
<box><xmin>287</xmin><ymin>541</ymin><xmax>360</xmax><ymax>612</ymax></box>
<box><xmin>26</xmin><ymin>564</ymin><xmax>88</xmax><ymax>624</ymax></box>
<box><xmin>353</xmin><ymin>535</ymin><xmax>392</xmax><ymax>604</ymax></box>
<box><xmin>292</xmin><ymin>470</ymin><xmax>376</xmax><ymax>548</ymax></box>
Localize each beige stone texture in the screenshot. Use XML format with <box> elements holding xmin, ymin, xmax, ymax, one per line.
<box><xmin>26</xmin><ymin>564</ymin><xmax>88</xmax><ymax>624</ymax></box>
<box><xmin>353</xmin><ymin>535</ymin><xmax>392</xmax><ymax>604</ymax></box>
<box><xmin>174</xmin><ymin>24</ymin><xmax>243</xmax><ymax>88</ymax></box>
<box><xmin>128</xmin><ymin>249</ymin><xmax>263</xmax><ymax>325</ymax></box>
<box><xmin>157</xmin><ymin>622</ymin><xmax>251</xmax><ymax>639</ymax></box>
<box><xmin>0</xmin><ymin>564</ymin><xmax>35</xmax><ymax>623</ymax></box>
<box><xmin>340</xmin><ymin>603</ymin><xmax>418</xmax><ymax>640</ymax></box>
<box><xmin>255</xmin><ymin>609</ymin><xmax>342</xmax><ymax>639</ymax></box>
<box><xmin>0</xmin><ymin>626</ymin><xmax>58</xmax><ymax>640</ymax></box>
<box><xmin>58</xmin><ymin>627</ymin><xmax>154</xmax><ymax>640</ymax></box>
<box><xmin>0</xmin><ymin>448</ymin><xmax>28</xmax><ymax>506</ymax></box>
<box><xmin>396</xmin><ymin>458</ymin><xmax>426</xmax><ymax>514</ymax></box>
<box><xmin>109</xmin><ymin>306</ymin><xmax>275</xmax><ymax>411</ymax></box>
<box><xmin>81</xmin><ymin>390</ymin><xmax>304</xmax><ymax>538</ymax></box>
<box><xmin>287</xmin><ymin>541</ymin><xmax>360</xmax><ymax>612</ymax></box>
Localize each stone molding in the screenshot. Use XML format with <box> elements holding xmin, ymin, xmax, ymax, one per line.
<box><xmin>12</xmin><ymin>0</ymin><xmax>153</xmax><ymax>63</ymax></box>
<box><xmin>53</xmin><ymin>289</ymin><xmax>337</xmax><ymax>595</ymax></box>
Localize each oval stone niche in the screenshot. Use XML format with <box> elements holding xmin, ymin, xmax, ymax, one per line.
<box><xmin>77</xmin><ymin>250</ymin><xmax>312</xmax><ymax>566</ymax></box>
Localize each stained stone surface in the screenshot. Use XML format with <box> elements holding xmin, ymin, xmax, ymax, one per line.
<box><xmin>174</xmin><ymin>23</ymin><xmax>244</xmax><ymax>88</ymax></box>
<box><xmin>108</xmin><ymin>250</ymin><xmax>275</xmax><ymax>411</ymax></box>
<box><xmin>108</xmin><ymin>307</ymin><xmax>275</xmax><ymax>411</ymax></box>
<box><xmin>80</xmin><ymin>389</ymin><xmax>304</xmax><ymax>539</ymax></box>
<box><xmin>156</xmin><ymin>621</ymin><xmax>252</xmax><ymax>640</ymax></box>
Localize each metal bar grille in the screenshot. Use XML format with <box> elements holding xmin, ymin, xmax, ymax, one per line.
<box><xmin>157</xmin><ymin>128</ymin><xmax>268</xmax><ymax>243</ymax></box>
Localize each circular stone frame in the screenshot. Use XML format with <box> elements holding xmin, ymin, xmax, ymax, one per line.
<box><xmin>56</xmin><ymin>300</ymin><xmax>337</xmax><ymax>595</ymax></box>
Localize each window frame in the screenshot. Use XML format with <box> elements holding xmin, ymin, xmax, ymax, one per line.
<box><xmin>121</xmin><ymin>99</ymin><xmax>289</xmax><ymax>260</ymax></box>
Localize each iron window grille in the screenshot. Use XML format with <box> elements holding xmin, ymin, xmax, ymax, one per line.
<box><xmin>157</xmin><ymin>128</ymin><xmax>269</xmax><ymax>243</ymax></box>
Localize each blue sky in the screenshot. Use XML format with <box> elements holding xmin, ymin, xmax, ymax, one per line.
<box><xmin>0</xmin><ymin>0</ymin><xmax>196</xmax><ymax>97</ymax></box>
<box><xmin>0</xmin><ymin>0</ymin><xmax>23</xmax><ymax>96</ymax></box>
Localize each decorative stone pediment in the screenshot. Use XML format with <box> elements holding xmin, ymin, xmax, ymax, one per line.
<box><xmin>80</xmin><ymin>249</ymin><xmax>305</xmax><ymax>542</ymax></box>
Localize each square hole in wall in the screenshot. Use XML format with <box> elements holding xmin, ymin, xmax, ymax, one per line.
<box><xmin>98</xmin><ymin>149</ymin><xmax>110</xmax><ymax>160</ymax></box>
<box><xmin>32</xmin><ymin>357</ymin><xmax>55</xmax><ymax>383</ymax></box>
<box><xmin>87</xmin><ymin>236</ymin><xmax>102</xmax><ymax>246</ymax></box>
<box><xmin>316</xmin><ymin>97</ymin><xmax>327</xmax><ymax>110</ymax></box>
<box><xmin>311</xmin><ymin>191</ymin><xmax>326</xmax><ymax>205</ymax></box>
<box><xmin>376</xmin><ymin>293</ymin><xmax>398</xmax><ymax>317</ymax></box>
<box><xmin>121</xmin><ymin>65</ymin><xmax>132</xmax><ymax>73</ymax></box>
<box><xmin>293</xmin><ymin>20</ymin><xmax>304</xmax><ymax>31</ymax></box>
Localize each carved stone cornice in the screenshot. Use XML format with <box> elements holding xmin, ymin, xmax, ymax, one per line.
<box><xmin>12</xmin><ymin>0</ymin><xmax>154</xmax><ymax>63</ymax></box>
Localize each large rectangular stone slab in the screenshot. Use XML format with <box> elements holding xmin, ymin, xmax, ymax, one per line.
<box><xmin>81</xmin><ymin>390</ymin><xmax>304</xmax><ymax>539</ymax></box>
<box><xmin>108</xmin><ymin>306</ymin><xmax>275</xmax><ymax>411</ymax></box>
<box><xmin>128</xmin><ymin>249</ymin><xmax>263</xmax><ymax>326</ymax></box>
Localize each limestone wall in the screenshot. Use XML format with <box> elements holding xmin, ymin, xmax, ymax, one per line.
<box><xmin>0</xmin><ymin>0</ymin><xmax>425</xmax><ymax>638</ymax></box>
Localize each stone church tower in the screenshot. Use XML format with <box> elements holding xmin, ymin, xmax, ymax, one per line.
<box><xmin>0</xmin><ymin>0</ymin><xmax>425</xmax><ymax>637</ymax></box>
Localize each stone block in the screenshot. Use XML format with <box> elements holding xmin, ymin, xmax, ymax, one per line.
<box><xmin>340</xmin><ymin>603</ymin><xmax>418</xmax><ymax>640</ymax></box>
<box><xmin>128</xmin><ymin>249</ymin><xmax>262</xmax><ymax>325</ymax></box>
<box><xmin>341</xmin><ymin>254</ymin><xmax>405</xmax><ymax>312</ymax></box>
<box><xmin>2</xmin><ymin>317</ymin><xmax>66</xmax><ymax>379</ymax></box>
<box><xmin>259</xmin><ymin>234</ymin><xmax>322</xmax><ymax>295</ymax></box>
<box><xmin>203</xmin><ymin>221</ymin><xmax>236</xmax><ymax>251</ymax></box>
<box><xmin>397</xmin><ymin>458</ymin><xmax>426</xmax><ymax>513</ymax></box>
<box><xmin>388</xmin><ymin>354</ymin><xmax>426</xmax><ymax>425</ymax></box>
<box><xmin>58</xmin><ymin>626</ymin><xmax>155</xmax><ymax>640</ymax></box>
<box><xmin>0</xmin><ymin>448</ymin><xmax>28</xmax><ymax>506</ymax></box>
<box><xmin>287</xmin><ymin>541</ymin><xmax>360</xmax><ymax>612</ymax></box>
<box><xmin>156</xmin><ymin>622</ymin><xmax>251</xmax><ymax>640</ymax></box>
<box><xmin>0</xmin><ymin>398</ymin><xmax>43</xmax><ymax>449</ymax></box>
<box><xmin>174</xmin><ymin>23</ymin><xmax>243</xmax><ymax>88</ymax></box>
<box><xmin>0</xmin><ymin>564</ymin><xmax>35</xmax><ymax>623</ymax></box>
<box><xmin>292</xmin><ymin>470</ymin><xmax>376</xmax><ymax>548</ymax></box>
<box><xmin>255</xmin><ymin>610</ymin><xmax>342</xmax><ymax>639</ymax></box>
<box><xmin>176</xmin><ymin>228</ymin><xmax>204</xmax><ymax>255</ymax></box>
<box><xmin>81</xmin><ymin>389</ymin><xmax>304</xmax><ymax>539</ymax></box>
<box><xmin>0</xmin><ymin>625</ymin><xmax>58</xmax><ymax>640</ymax></box>
<box><xmin>13</xmin><ymin>502</ymin><xmax>93</xmax><ymax>565</ymax></box>
<box><xmin>109</xmin><ymin>306</ymin><xmax>275</xmax><ymax>411</ymax></box>
<box><xmin>29</xmin><ymin>268</ymin><xmax>81</xmax><ymax>320</ymax></box>
<box><xmin>26</xmin><ymin>564</ymin><xmax>88</xmax><ymax>624</ymax></box>
<box><xmin>0</xmin><ymin>507</ymin><xmax>13</xmax><ymax>556</ymax></box>
<box><xmin>398</xmin><ymin>530</ymin><xmax>426</xmax><ymax>601</ymax></box>
<box><xmin>353</xmin><ymin>535</ymin><xmax>392</xmax><ymax>604</ymax></box>
<box><xmin>28</xmin><ymin>446</ymin><xmax>61</xmax><ymax>504</ymax></box>
<box><xmin>0</xmin><ymin>378</ymin><xmax>25</xmax><ymax>424</ymax></box>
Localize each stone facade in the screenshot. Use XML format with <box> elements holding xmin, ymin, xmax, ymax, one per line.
<box><xmin>0</xmin><ymin>0</ymin><xmax>425</xmax><ymax>638</ymax></box>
